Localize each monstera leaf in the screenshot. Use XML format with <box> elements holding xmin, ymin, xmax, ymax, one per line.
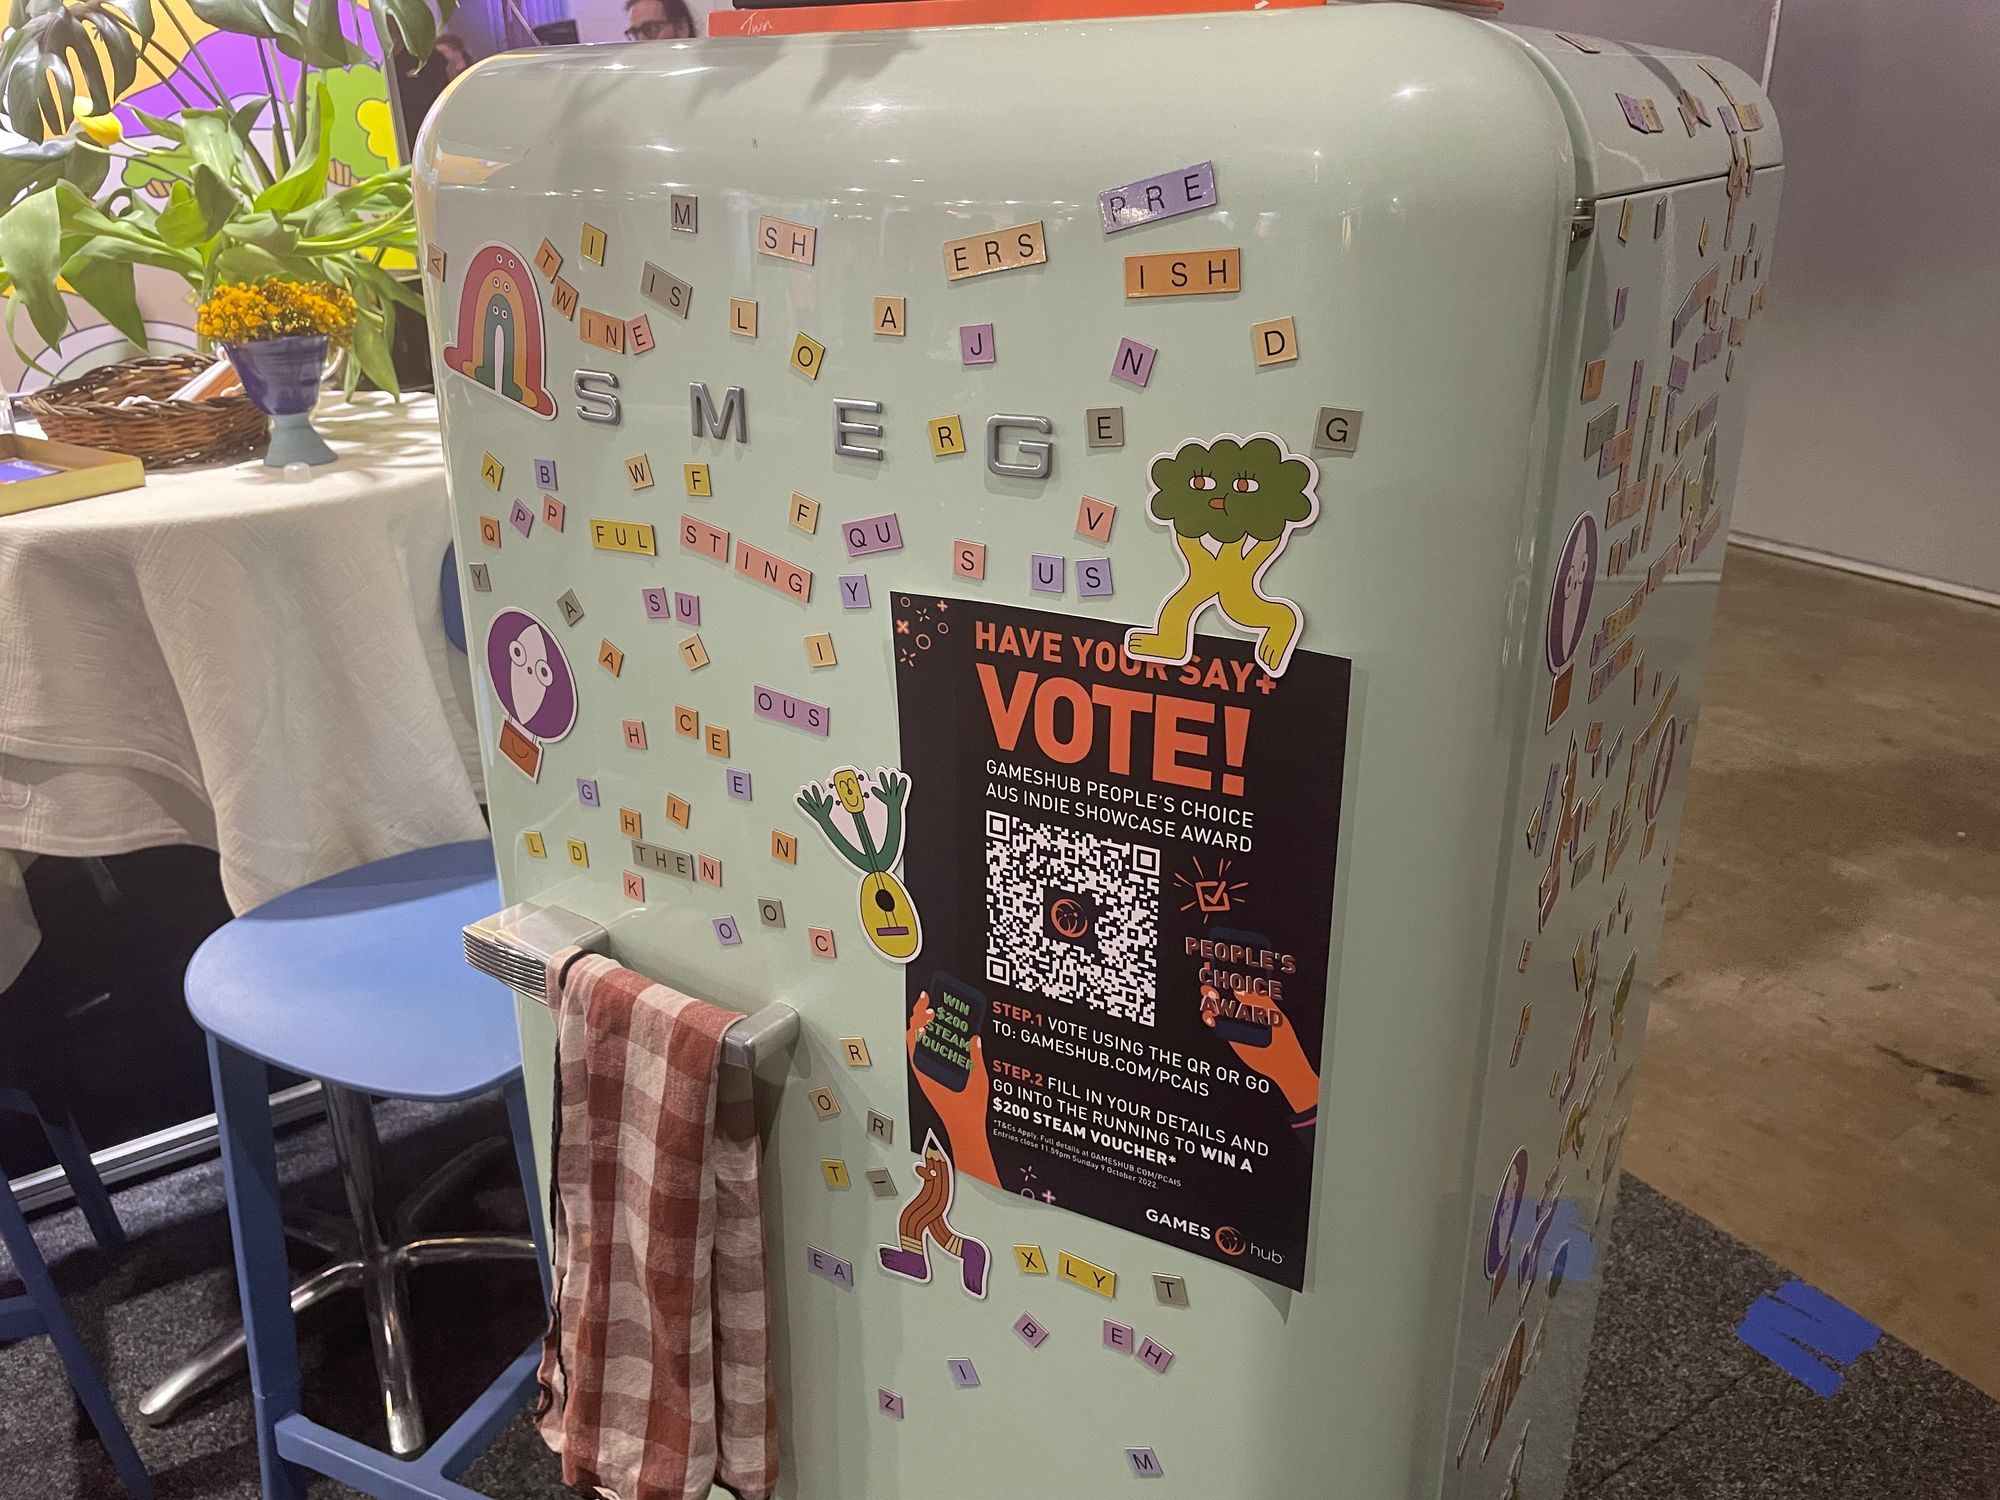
<box><xmin>0</xmin><ymin>0</ymin><xmax>151</xmax><ymax>140</ymax></box>
<box><xmin>0</xmin><ymin>134</ymin><xmax>110</xmax><ymax>206</ymax></box>
<box><xmin>360</xmin><ymin>0</ymin><xmax>453</xmax><ymax>72</ymax></box>
<box><xmin>0</xmin><ymin>0</ymin><xmax>447</xmax><ymax>370</ymax></box>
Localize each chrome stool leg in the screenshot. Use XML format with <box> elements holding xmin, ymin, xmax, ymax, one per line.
<box><xmin>323</xmin><ymin>1086</ymin><xmax>426</xmax><ymax>1457</ymax></box>
<box><xmin>395</xmin><ymin>1136</ymin><xmax>508</xmax><ymax>1237</ymax></box>
<box><xmin>140</xmin><ymin>1082</ymin><xmax>543</xmax><ymax>1450</ymax></box>
<box><xmin>395</xmin><ymin>1234</ymin><xmax>540</xmax><ymax>1270</ymax></box>
<box><xmin>137</xmin><ymin>1259</ymin><xmax>361</xmax><ymax>1423</ymax></box>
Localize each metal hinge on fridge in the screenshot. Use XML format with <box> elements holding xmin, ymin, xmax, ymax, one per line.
<box><xmin>1569</xmin><ymin>198</ymin><xmax>1596</xmax><ymax>244</ymax></box>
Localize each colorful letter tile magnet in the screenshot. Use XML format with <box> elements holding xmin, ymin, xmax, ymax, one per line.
<box><xmin>1111</xmin><ymin>337</ymin><xmax>1158</xmax><ymax>389</ymax></box>
<box><xmin>1013</xmin><ymin>1313</ymin><xmax>1050</xmax><ymax>1349</ymax></box>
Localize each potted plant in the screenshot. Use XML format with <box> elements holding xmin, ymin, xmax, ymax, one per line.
<box><xmin>0</xmin><ymin>0</ymin><xmax>454</xmax><ymax>393</ymax></box>
<box><xmin>197</xmin><ymin>276</ymin><xmax>354</xmax><ymax>465</ymax></box>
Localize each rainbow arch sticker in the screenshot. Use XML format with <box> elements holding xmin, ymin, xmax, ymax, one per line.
<box><xmin>441</xmin><ymin>242</ymin><xmax>557</xmax><ymax>420</ymax></box>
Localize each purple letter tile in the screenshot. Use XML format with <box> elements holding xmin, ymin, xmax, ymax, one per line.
<box><xmin>1013</xmin><ymin>1312</ymin><xmax>1050</xmax><ymax>1349</ymax></box>
<box><xmin>842</xmin><ymin>514</ymin><xmax>904</xmax><ymax>557</ymax></box>
<box><xmin>1076</xmin><ymin>557</ymin><xmax>1115</xmax><ymax>598</ymax></box>
<box><xmin>1112</xmin><ymin>337</ymin><xmax>1157</xmax><ymax>389</ymax></box>
<box><xmin>752</xmin><ymin>685</ymin><xmax>832</xmax><ymax>737</ymax></box>
<box><xmin>807</xmin><ymin>1246</ymin><xmax>854</xmax><ymax>1287</ymax></box>
<box><xmin>960</xmin><ymin>323</ymin><xmax>996</xmax><ymax>366</ymax></box>
<box><xmin>1098</xmin><ymin>160</ymin><xmax>1217</xmax><ymax>233</ymax></box>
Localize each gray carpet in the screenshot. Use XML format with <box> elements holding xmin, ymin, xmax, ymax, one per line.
<box><xmin>1</xmin><ymin>1098</ymin><xmax>1994</xmax><ymax>1498</ymax></box>
<box><xmin>1566</xmin><ymin>1180</ymin><xmax>2000</xmax><ymax>1498</ymax></box>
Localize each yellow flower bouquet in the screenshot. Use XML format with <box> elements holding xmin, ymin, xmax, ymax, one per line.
<box><xmin>197</xmin><ymin>279</ymin><xmax>362</xmax><ymax>468</ymax></box>
<box><xmin>197</xmin><ymin>280</ymin><xmax>360</xmax><ymax>349</ymax></box>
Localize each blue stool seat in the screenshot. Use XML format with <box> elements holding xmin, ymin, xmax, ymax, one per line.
<box><xmin>187</xmin><ymin>842</ymin><xmax>516</xmax><ymax>1101</ymax></box>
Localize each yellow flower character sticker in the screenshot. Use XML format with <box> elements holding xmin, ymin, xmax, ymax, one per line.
<box><xmin>1125</xmin><ymin>431</ymin><xmax>1321</xmax><ymax>679</ymax></box>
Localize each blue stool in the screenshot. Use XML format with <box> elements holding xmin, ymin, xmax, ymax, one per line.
<box><xmin>0</xmin><ymin>1086</ymin><xmax>128</xmax><ymax>1258</ymax></box>
<box><xmin>183</xmin><ymin>841</ymin><xmax>547</xmax><ymax>1500</ymax></box>
<box><xmin>0</xmin><ymin>1095</ymin><xmax>150</xmax><ymax>1498</ymax></box>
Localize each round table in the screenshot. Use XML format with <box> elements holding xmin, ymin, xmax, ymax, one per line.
<box><xmin>0</xmin><ymin>394</ymin><xmax>488</xmax><ymax>989</ymax></box>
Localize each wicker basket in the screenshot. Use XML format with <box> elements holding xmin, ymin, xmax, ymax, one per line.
<box><xmin>18</xmin><ymin>354</ymin><xmax>270</xmax><ymax>470</ymax></box>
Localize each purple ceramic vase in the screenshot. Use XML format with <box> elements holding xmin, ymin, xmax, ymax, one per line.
<box><xmin>223</xmin><ymin>333</ymin><xmax>335</xmax><ymax>467</ymax></box>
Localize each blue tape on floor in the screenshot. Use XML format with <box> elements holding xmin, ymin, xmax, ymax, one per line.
<box><xmin>1735</xmin><ymin>1279</ymin><xmax>1882</xmax><ymax>1398</ymax></box>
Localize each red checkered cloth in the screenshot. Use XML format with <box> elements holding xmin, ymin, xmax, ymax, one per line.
<box><xmin>535</xmin><ymin>952</ymin><xmax>778</xmax><ymax>1500</ymax></box>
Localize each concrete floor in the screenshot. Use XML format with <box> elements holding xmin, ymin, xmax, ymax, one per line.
<box><xmin>1628</xmin><ymin>546</ymin><xmax>2000</xmax><ymax>1398</ymax></box>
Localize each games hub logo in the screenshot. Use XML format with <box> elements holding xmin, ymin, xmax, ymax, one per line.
<box><xmin>1144</xmin><ymin>1212</ymin><xmax>1284</xmax><ymax>1269</ymax></box>
<box><xmin>1043</xmin><ymin>886</ymin><xmax>1097</xmax><ymax>946</ymax></box>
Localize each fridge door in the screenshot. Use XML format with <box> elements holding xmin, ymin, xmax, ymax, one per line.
<box><xmin>412</xmin><ymin>5</ymin><xmax>1750</xmax><ymax>1494</ymax></box>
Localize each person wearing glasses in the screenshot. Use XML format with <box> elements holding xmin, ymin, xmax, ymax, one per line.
<box><xmin>624</xmin><ymin>0</ymin><xmax>696</xmax><ymax>41</ymax></box>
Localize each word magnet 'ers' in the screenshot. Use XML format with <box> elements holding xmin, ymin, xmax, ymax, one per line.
<box><xmin>484</xmin><ymin>609</ymin><xmax>576</xmax><ymax>781</ymax></box>
<box><xmin>441</xmin><ymin>243</ymin><xmax>556</xmax><ymax>418</ymax></box>
<box><xmin>796</xmin><ymin>765</ymin><xmax>921</xmax><ymax>963</ymax></box>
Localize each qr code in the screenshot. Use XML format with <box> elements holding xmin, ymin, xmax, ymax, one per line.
<box><xmin>985</xmin><ymin>812</ymin><xmax>1161</xmax><ymax>1025</ymax></box>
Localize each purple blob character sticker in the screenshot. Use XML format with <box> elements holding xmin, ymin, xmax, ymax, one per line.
<box><xmin>486</xmin><ymin>608</ymin><xmax>577</xmax><ymax>781</ymax></box>
<box><xmin>1545</xmin><ymin>513</ymin><xmax>1599</xmax><ymax>677</ymax></box>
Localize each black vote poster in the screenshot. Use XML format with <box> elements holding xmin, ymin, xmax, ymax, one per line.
<box><xmin>892</xmin><ymin>596</ymin><xmax>1350</xmax><ymax>1289</ymax></box>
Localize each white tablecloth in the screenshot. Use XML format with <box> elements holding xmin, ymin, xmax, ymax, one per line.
<box><xmin>0</xmin><ymin>393</ymin><xmax>488</xmax><ymax>990</ymax></box>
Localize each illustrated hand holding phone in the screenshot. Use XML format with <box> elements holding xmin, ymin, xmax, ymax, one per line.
<box><xmin>908</xmin><ymin>984</ymin><xmax>998</xmax><ymax>1188</ymax></box>
<box><xmin>1209</xmin><ymin>984</ymin><xmax>1320</xmax><ymax>1117</ymax></box>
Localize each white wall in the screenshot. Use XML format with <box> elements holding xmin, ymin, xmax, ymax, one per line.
<box><xmin>1501</xmin><ymin>0</ymin><xmax>1999</xmax><ymax>598</ymax></box>
<box><xmin>1498</xmin><ymin>0</ymin><xmax>1775</xmax><ymax>78</ymax></box>
<box><xmin>1731</xmin><ymin>0</ymin><xmax>2000</xmax><ymax>596</ymax></box>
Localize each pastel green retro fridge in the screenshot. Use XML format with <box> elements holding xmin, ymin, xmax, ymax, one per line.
<box><xmin>416</xmin><ymin>4</ymin><xmax>1781</xmax><ymax>1493</ymax></box>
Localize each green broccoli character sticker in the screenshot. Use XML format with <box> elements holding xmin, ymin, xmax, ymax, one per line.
<box><xmin>1125</xmin><ymin>431</ymin><xmax>1321</xmax><ymax>678</ymax></box>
